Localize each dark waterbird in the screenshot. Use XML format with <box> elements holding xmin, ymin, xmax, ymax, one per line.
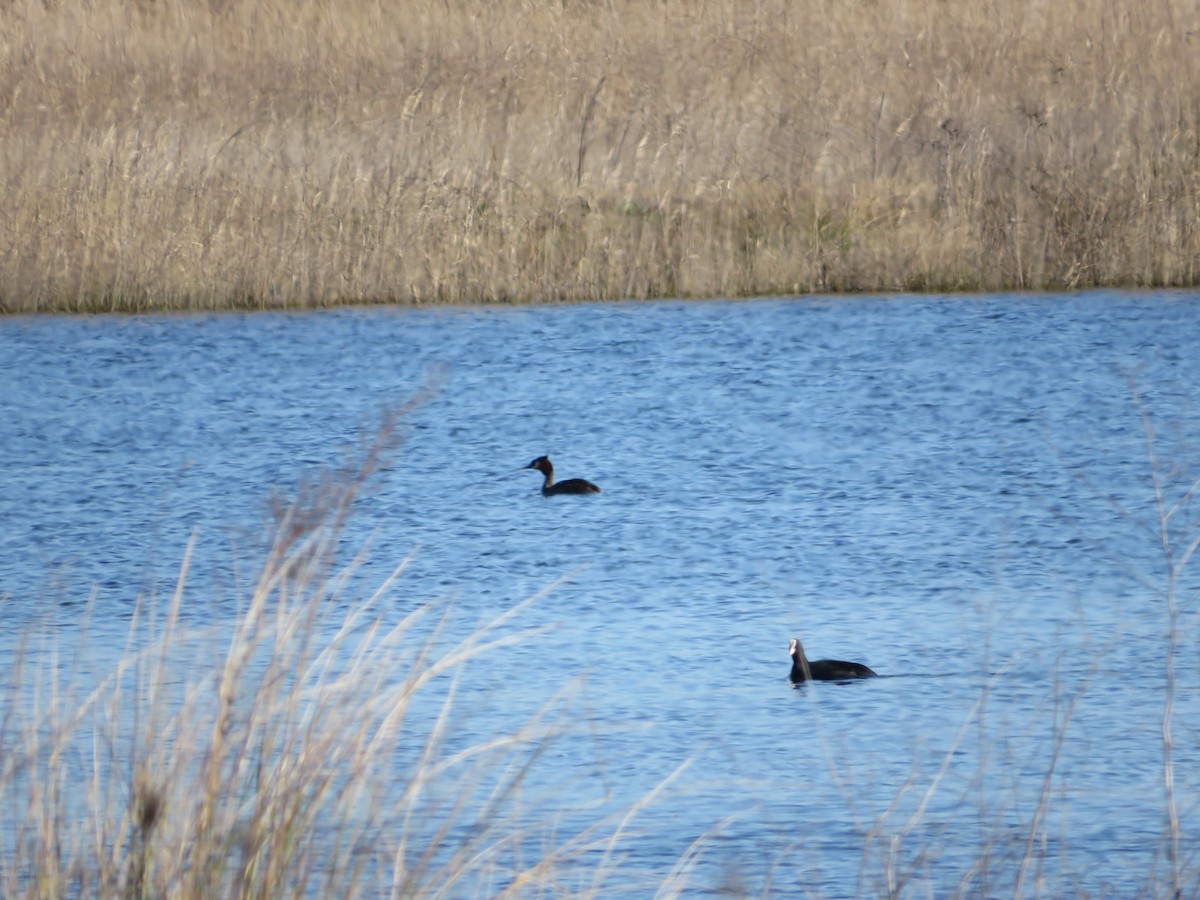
<box><xmin>789</xmin><ymin>637</ymin><xmax>877</xmax><ymax>683</ymax></box>
<box><xmin>525</xmin><ymin>455</ymin><xmax>601</xmax><ymax>496</ymax></box>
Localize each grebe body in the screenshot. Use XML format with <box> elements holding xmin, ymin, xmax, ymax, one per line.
<box><xmin>525</xmin><ymin>456</ymin><xmax>601</xmax><ymax>496</ymax></box>
<box><xmin>789</xmin><ymin>637</ymin><xmax>876</xmax><ymax>683</ymax></box>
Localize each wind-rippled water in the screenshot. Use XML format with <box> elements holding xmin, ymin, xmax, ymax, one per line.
<box><xmin>2</xmin><ymin>293</ymin><xmax>1199</xmax><ymax>896</ymax></box>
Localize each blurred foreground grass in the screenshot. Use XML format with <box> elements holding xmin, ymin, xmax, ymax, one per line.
<box><xmin>0</xmin><ymin>402</ymin><xmax>683</xmax><ymax>897</ymax></box>
<box><xmin>1</xmin><ymin>397</ymin><xmax>1196</xmax><ymax>896</ymax></box>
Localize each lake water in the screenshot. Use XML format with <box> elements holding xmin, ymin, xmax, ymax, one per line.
<box><xmin>2</xmin><ymin>293</ymin><xmax>1198</xmax><ymax>896</ymax></box>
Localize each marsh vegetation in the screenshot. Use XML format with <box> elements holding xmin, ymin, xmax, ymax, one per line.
<box><xmin>2</xmin><ymin>0</ymin><xmax>1199</xmax><ymax>312</ymax></box>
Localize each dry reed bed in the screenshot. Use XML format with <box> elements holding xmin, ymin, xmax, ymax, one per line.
<box><xmin>1</xmin><ymin>0</ymin><xmax>1198</xmax><ymax>311</ymax></box>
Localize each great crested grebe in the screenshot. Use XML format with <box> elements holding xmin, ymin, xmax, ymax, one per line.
<box><xmin>788</xmin><ymin>637</ymin><xmax>876</xmax><ymax>683</ymax></box>
<box><xmin>525</xmin><ymin>456</ymin><xmax>601</xmax><ymax>496</ymax></box>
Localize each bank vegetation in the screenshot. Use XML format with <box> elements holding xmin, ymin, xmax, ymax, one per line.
<box><xmin>1</xmin><ymin>0</ymin><xmax>1198</xmax><ymax>312</ymax></box>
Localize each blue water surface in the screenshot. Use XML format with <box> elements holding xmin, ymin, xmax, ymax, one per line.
<box><xmin>1</xmin><ymin>292</ymin><xmax>1198</xmax><ymax>895</ymax></box>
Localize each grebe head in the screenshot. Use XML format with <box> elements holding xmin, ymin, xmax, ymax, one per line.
<box><xmin>788</xmin><ymin>638</ymin><xmax>809</xmax><ymax>677</ymax></box>
<box><xmin>526</xmin><ymin>456</ymin><xmax>553</xmax><ymax>475</ymax></box>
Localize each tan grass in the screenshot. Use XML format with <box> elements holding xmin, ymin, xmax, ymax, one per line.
<box><xmin>1</xmin><ymin>0</ymin><xmax>1198</xmax><ymax>312</ymax></box>
<box><xmin>0</xmin><ymin>560</ymin><xmax>606</xmax><ymax>897</ymax></box>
